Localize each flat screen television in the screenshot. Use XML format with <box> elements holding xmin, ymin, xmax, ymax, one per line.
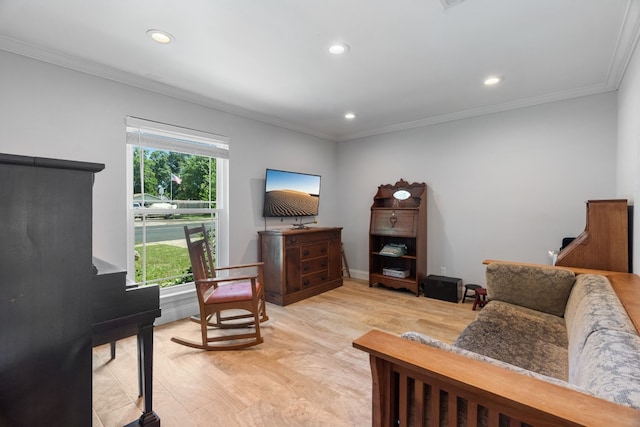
<box><xmin>263</xmin><ymin>168</ymin><xmax>321</xmax><ymax>217</ymax></box>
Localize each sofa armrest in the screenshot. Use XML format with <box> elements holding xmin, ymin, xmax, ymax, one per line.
<box><xmin>608</xmin><ymin>273</ymin><xmax>640</xmax><ymax>333</ymax></box>
<box><xmin>353</xmin><ymin>329</ymin><xmax>640</xmax><ymax>427</ymax></box>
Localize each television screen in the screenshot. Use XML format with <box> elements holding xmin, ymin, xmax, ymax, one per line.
<box><xmin>263</xmin><ymin>169</ymin><xmax>321</xmax><ymax>217</ymax></box>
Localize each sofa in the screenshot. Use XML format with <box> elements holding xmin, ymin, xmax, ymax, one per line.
<box><xmin>354</xmin><ymin>261</ymin><xmax>640</xmax><ymax>426</ymax></box>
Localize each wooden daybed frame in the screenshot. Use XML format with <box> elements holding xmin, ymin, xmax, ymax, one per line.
<box><xmin>353</xmin><ymin>261</ymin><xmax>640</xmax><ymax>426</ymax></box>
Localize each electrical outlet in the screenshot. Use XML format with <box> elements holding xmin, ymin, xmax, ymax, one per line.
<box><xmin>440</xmin><ymin>266</ymin><xmax>446</xmax><ymax>275</ymax></box>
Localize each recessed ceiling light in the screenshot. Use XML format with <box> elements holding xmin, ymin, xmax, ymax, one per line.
<box><xmin>345</xmin><ymin>113</ymin><xmax>356</xmax><ymax>120</ymax></box>
<box><xmin>329</xmin><ymin>42</ymin><xmax>350</xmax><ymax>55</ymax></box>
<box><xmin>484</xmin><ymin>76</ymin><xmax>504</xmax><ymax>86</ymax></box>
<box><xmin>147</xmin><ymin>29</ymin><xmax>174</xmax><ymax>44</ymax></box>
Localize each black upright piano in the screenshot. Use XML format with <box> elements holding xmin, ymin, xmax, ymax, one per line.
<box><xmin>92</xmin><ymin>257</ymin><xmax>162</xmax><ymax>427</ymax></box>
<box><xmin>0</xmin><ymin>153</ymin><xmax>161</xmax><ymax>427</ymax></box>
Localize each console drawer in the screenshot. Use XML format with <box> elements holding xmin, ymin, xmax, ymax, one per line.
<box><xmin>302</xmin><ymin>271</ymin><xmax>330</xmax><ymax>289</ymax></box>
<box><xmin>301</xmin><ymin>242</ymin><xmax>328</xmax><ymax>259</ymax></box>
<box><xmin>302</xmin><ymin>257</ymin><xmax>328</xmax><ymax>274</ymax></box>
<box><xmin>285</xmin><ymin>230</ymin><xmax>339</xmax><ymax>246</ymax></box>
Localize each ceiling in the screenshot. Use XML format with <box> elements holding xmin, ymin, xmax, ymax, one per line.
<box><xmin>1</xmin><ymin>0</ymin><xmax>639</xmax><ymax>142</ymax></box>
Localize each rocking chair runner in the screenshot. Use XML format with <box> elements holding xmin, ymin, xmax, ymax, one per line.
<box><xmin>171</xmin><ymin>224</ymin><xmax>268</xmax><ymax>350</ymax></box>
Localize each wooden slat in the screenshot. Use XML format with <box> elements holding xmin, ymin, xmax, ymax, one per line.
<box><xmin>447</xmin><ymin>391</ymin><xmax>456</xmax><ymax>427</ymax></box>
<box><xmin>430</xmin><ymin>384</ymin><xmax>440</xmax><ymax>427</ymax></box>
<box><xmin>467</xmin><ymin>399</ymin><xmax>478</xmax><ymax>427</ymax></box>
<box><xmin>399</xmin><ymin>372</ymin><xmax>408</xmax><ymax>426</ymax></box>
<box><xmin>487</xmin><ymin>409</ymin><xmax>499</xmax><ymax>426</ymax></box>
<box><xmin>414</xmin><ymin>378</ymin><xmax>425</xmax><ymax>426</ymax></box>
<box><xmin>370</xmin><ymin>355</ymin><xmax>391</xmax><ymax>427</ymax></box>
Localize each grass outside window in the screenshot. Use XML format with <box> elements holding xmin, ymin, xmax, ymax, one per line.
<box><xmin>135</xmin><ymin>244</ymin><xmax>192</xmax><ymax>287</ymax></box>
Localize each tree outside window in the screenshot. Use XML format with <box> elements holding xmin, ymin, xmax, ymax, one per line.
<box><xmin>132</xmin><ymin>147</ymin><xmax>219</xmax><ymax>287</ymax></box>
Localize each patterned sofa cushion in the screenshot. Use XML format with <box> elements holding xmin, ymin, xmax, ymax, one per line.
<box><xmin>564</xmin><ymin>274</ymin><xmax>637</xmax><ymax>382</ymax></box>
<box><xmin>572</xmin><ymin>329</ymin><xmax>640</xmax><ymax>409</ymax></box>
<box><xmin>486</xmin><ymin>263</ymin><xmax>575</xmax><ymax>317</ymax></box>
<box><xmin>476</xmin><ymin>301</ymin><xmax>568</xmax><ymax>347</ymax></box>
<box><xmin>453</xmin><ymin>313</ymin><xmax>569</xmax><ymax>380</ymax></box>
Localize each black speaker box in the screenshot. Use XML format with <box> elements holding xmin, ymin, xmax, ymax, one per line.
<box><xmin>423</xmin><ymin>275</ymin><xmax>462</xmax><ymax>302</ymax></box>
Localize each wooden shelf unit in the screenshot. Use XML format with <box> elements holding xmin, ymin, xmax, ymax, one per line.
<box><xmin>369</xmin><ymin>180</ymin><xmax>427</xmax><ymax>296</ymax></box>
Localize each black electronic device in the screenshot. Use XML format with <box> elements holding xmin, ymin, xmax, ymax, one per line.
<box><xmin>423</xmin><ymin>275</ymin><xmax>463</xmax><ymax>302</ymax></box>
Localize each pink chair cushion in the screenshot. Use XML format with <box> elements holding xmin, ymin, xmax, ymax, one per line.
<box><xmin>205</xmin><ymin>281</ymin><xmax>262</xmax><ymax>304</ymax></box>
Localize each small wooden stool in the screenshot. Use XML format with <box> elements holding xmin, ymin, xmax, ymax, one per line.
<box><xmin>462</xmin><ymin>284</ymin><xmax>482</xmax><ymax>303</ymax></box>
<box><xmin>472</xmin><ymin>288</ymin><xmax>488</xmax><ymax>310</ymax></box>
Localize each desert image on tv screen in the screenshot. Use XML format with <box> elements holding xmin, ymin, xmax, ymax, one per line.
<box><xmin>263</xmin><ymin>170</ymin><xmax>320</xmax><ymax>217</ymax></box>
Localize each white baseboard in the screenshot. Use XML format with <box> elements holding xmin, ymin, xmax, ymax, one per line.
<box><xmin>347</xmin><ymin>269</ymin><xmax>369</xmax><ymax>281</ymax></box>
<box><xmin>156</xmin><ymin>285</ymin><xmax>198</xmax><ymax>325</ymax></box>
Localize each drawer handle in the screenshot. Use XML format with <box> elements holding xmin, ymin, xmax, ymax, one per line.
<box><xmin>389</xmin><ymin>211</ymin><xmax>397</xmax><ymax>228</ymax></box>
<box><xmin>291</xmin><ymin>237</ymin><xmax>297</xmax><ymax>243</ymax></box>
<box><xmin>321</xmin><ymin>263</ymin><xmax>326</xmax><ymax>267</ymax></box>
<box><xmin>321</xmin><ymin>247</ymin><xmax>326</xmax><ymax>253</ymax></box>
<box><xmin>304</xmin><ymin>265</ymin><xmax>310</xmax><ymax>271</ymax></box>
<box><xmin>303</xmin><ymin>280</ymin><xmax>309</xmax><ymax>286</ymax></box>
<box><xmin>303</xmin><ymin>250</ymin><xmax>310</xmax><ymax>256</ymax></box>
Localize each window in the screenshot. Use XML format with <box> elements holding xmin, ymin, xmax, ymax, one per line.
<box><xmin>126</xmin><ymin>117</ymin><xmax>229</xmax><ymax>290</ymax></box>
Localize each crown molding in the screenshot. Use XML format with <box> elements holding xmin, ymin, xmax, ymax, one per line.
<box><xmin>0</xmin><ymin>35</ymin><xmax>337</xmax><ymax>142</ymax></box>
<box><xmin>336</xmin><ymin>84</ymin><xmax>614</xmax><ymax>142</ymax></box>
<box><xmin>606</xmin><ymin>0</ymin><xmax>640</xmax><ymax>89</ymax></box>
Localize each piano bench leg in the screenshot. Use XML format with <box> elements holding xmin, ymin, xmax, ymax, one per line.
<box><xmin>110</xmin><ymin>341</ymin><xmax>116</xmax><ymax>359</ymax></box>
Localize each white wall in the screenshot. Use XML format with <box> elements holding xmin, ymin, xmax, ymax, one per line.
<box><xmin>338</xmin><ymin>92</ymin><xmax>618</xmax><ymax>285</ymax></box>
<box><xmin>0</xmin><ymin>49</ymin><xmax>623</xmax><ymax>290</ymax></box>
<box><xmin>617</xmin><ymin>38</ymin><xmax>640</xmax><ymax>274</ymax></box>
<box><xmin>0</xmin><ymin>51</ymin><xmax>340</xmax><ymax>268</ymax></box>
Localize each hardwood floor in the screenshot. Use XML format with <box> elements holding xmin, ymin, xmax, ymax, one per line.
<box><xmin>92</xmin><ymin>279</ymin><xmax>478</xmax><ymax>427</ymax></box>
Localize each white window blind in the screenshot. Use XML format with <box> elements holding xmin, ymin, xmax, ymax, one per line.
<box><xmin>125</xmin><ymin>116</ymin><xmax>229</xmax><ymax>159</ymax></box>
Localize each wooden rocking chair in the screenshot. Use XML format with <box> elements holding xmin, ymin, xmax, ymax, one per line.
<box><xmin>171</xmin><ymin>224</ymin><xmax>268</xmax><ymax>350</ymax></box>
